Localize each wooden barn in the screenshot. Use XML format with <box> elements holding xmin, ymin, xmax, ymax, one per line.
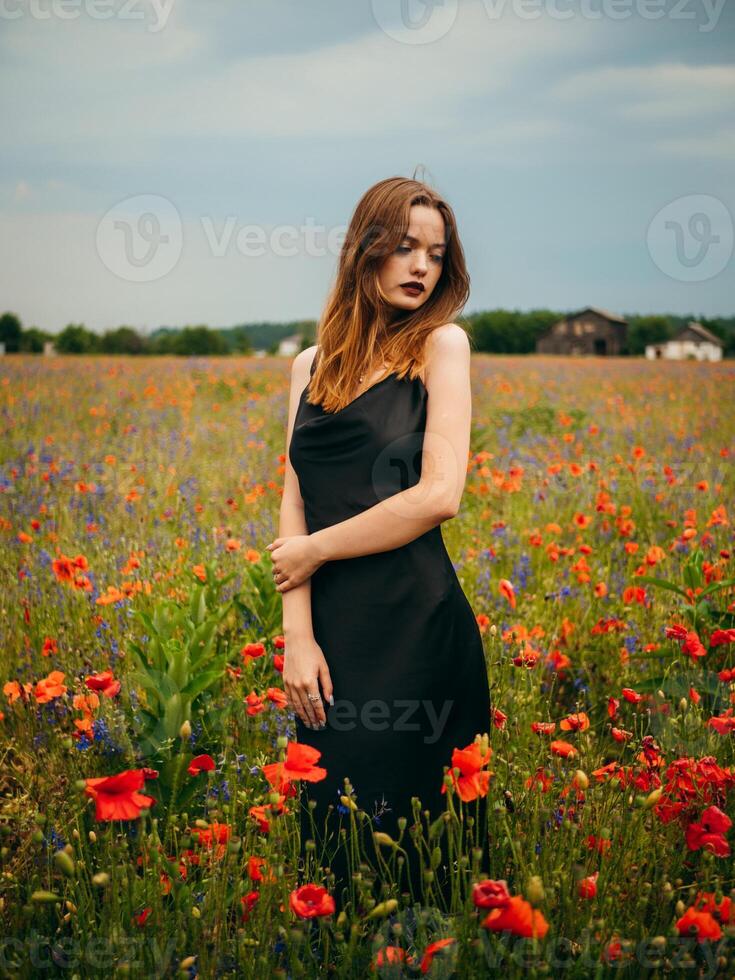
<box><xmin>536</xmin><ymin>306</ymin><xmax>628</xmax><ymax>356</ymax></box>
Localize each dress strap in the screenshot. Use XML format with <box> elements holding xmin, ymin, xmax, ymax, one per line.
<box><xmin>310</xmin><ymin>345</ymin><xmax>320</xmax><ymax>376</ymax></box>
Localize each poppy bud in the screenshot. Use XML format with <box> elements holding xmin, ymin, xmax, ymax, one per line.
<box><xmin>526</xmin><ymin>874</ymin><xmax>545</xmax><ymax>906</ymax></box>
<box><xmin>573</xmin><ymin>770</ymin><xmax>589</xmax><ymax>790</ymax></box>
<box><xmin>54</xmin><ymin>850</ymin><xmax>75</xmax><ymax>878</ymax></box>
<box><xmin>179</xmin><ymin>720</ymin><xmax>192</xmax><ymax>739</ymax></box>
<box><xmin>373</xmin><ymin>832</ymin><xmax>396</xmax><ymax>848</ymax></box>
<box><xmin>31</xmin><ymin>891</ymin><xmax>60</xmax><ymax>904</ymax></box>
<box><xmin>367</xmin><ymin>899</ymin><xmax>398</xmax><ymax>919</ymax></box>
<box><xmin>644</xmin><ymin>788</ymin><xmax>663</xmax><ymax>809</ymax></box>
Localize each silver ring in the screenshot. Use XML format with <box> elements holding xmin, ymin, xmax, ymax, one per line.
<box><xmin>307</xmin><ymin>693</ymin><xmax>321</xmax><ymax>702</ymax></box>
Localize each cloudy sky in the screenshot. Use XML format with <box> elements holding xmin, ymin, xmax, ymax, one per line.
<box><xmin>1</xmin><ymin>0</ymin><xmax>733</xmax><ymax>334</ymax></box>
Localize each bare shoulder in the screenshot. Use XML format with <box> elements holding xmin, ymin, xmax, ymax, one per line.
<box><xmin>292</xmin><ymin>344</ymin><xmax>318</xmax><ymax>376</ymax></box>
<box><xmin>424</xmin><ymin>324</ymin><xmax>471</xmax><ymax>381</ymax></box>
<box><xmin>290</xmin><ymin>344</ymin><xmax>318</xmax><ymax>389</ymax></box>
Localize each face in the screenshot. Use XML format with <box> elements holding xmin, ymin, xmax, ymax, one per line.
<box><xmin>376</xmin><ymin>204</ymin><xmax>446</xmax><ymax>311</ymax></box>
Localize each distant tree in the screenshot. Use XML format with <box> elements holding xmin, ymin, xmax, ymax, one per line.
<box><xmin>172</xmin><ymin>325</ymin><xmax>229</xmax><ymax>356</ymax></box>
<box><xmin>54</xmin><ymin>324</ymin><xmax>100</xmax><ymax>354</ymax></box>
<box><xmin>627</xmin><ymin>316</ymin><xmax>673</xmax><ymax>356</ymax></box>
<box><xmin>698</xmin><ymin>316</ymin><xmax>730</xmax><ymax>355</ymax></box>
<box><xmin>150</xmin><ymin>330</ymin><xmax>179</xmax><ymax>354</ymax></box>
<box><xmin>100</xmin><ymin>326</ymin><xmax>148</xmax><ymax>354</ymax></box>
<box><xmin>0</xmin><ymin>312</ymin><xmax>22</xmax><ymax>352</ymax></box>
<box><xmin>19</xmin><ymin>327</ymin><xmax>51</xmax><ymax>353</ymax></box>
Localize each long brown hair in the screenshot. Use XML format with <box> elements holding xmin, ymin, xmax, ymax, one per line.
<box><xmin>306</xmin><ymin>175</ymin><xmax>470</xmax><ymax>414</ymax></box>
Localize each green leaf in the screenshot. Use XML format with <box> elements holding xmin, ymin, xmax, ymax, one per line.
<box><xmin>180</xmin><ymin>662</ymin><xmax>227</xmax><ymax>702</ymax></box>
<box><xmin>698</xmin><ymin>578</ymin><xmax>735</xmax><ymax>599</ymax></box>
<box><xmin>636</xmin><ymin>576</ymin><xmax>689</xmax><ymax>599</ymax></box>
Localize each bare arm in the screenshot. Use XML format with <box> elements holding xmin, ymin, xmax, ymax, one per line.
<box><xmin>309</xmin><ymin>323</ymin><xmax>472</xmax><ymax>564</ymax></box>
<box><xmin>278</xmin><ymin>347</ymin><xmax>317</xmax><ymax>638</ymax></box>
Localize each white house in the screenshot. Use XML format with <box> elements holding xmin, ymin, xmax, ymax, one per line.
<box><xmin>277</xmin><ymin>333</ymin><xmax>302</xmax><ymax>356</ymax></box>
<box><xmin>645</xmin><ymin>321</ymin><xmax>723</xmax><ymax>362</ymax></box>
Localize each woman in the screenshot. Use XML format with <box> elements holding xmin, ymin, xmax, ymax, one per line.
<box><xmin>266</xmin><ymin>176</ymin><xmax>491</xmax><ymax>909</ymax></box>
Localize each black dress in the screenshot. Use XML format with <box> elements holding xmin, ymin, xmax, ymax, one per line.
<box><xmin>288</xmin><ymin>346</ymin><xmax>492</xmax><ymax>908</ymax></box>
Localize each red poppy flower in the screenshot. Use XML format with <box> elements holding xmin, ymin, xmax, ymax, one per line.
<box><xmin>441</xmin><ymin>741</ymin><xmax>493</xmax><ymax>802</ymax></box>
<box><xmin>577</xmin><ymin>871</ymin><xmax>598</xmax><ymax>899</ymax></box>
<box><xmin>240</xmin><ymin>890</ymin><xmax>260</xmax><ymax>921</ymax></box>
<box><xmin>372</xmin><ymin>946</ymin><xmax>415</xmax><ymax>971</ymax></box>
<box><xmin>686</xmin><ymin>805</ymin><xmax>732</xmax><ymax>857</ymax></box>
<box><xmin>550</xmin><ymin>739</ymin><xmax>577</xmax><ymax>759</ymax></box>
<box><xmin>84</xmin><ymin>769</ymin><xmax>157</xmax><ymax>821</ymax></box>
<box><xmin>85</xmin><ymin>670</ymin><xmax>121</xmax><ymax>698</ymax></box>
<box><xmin>289</xmin><ymin>884</ymin><xmax>335</xmax><ymax>919</ymax></box>
<box><xmin>187</xmin><ymin>754</ymin><xmax>216</xmax><ymax>777</ymax></box>
<box><xmin>676</xmin><ymin>906</ymin><xmax>722</xmax><ymax>942</ymax></box>
<box><xmin>482</xmin><ymin>895</ymin><xmax>549</xmax><ymax>939</ymax></box>
<box><xmin>710</xmin><ymin>629</ymin><xmax>735</xmax><ymax>647</ymax></box>
<box><xmin>621</xmin><ymin>688</ymin><xmax>643</xmax><ymax>703</ymax></box>
<box><xmin>472</xmin><ymin>879</ymin><xmax>510</xmax><ymax>909</ymax></box>
<box><xmin>241</xmin><ymin>642</ymin><xmax>266</xmax><ymax>661</ymax></box>
<box><xmin>420</xmin><ymin>937</ymin><xmax>456</xmax><ymax>975</ymax></box>
<box><xmin>262</xmin><ymin>742</ymin><xmax>328</xmax><ymax>796</ymax></box>
<box><xmin>560</xmin><ymin>712</ymin><xmax>590</xmax><ymax>732</ymax></box>
<box><xmin>531</xmin><ymin>721</ymin><xmax>556</xmax><ymax>736</ymax></box>
<box><xmin>499</xmin><ymin>579</ymin><xmax>516</xmax><ymax>609</ymax></box>
<box><xmin>611</xmin><ymin>727</ymin><xmax>633</xmax><ymax>742</ymax></box>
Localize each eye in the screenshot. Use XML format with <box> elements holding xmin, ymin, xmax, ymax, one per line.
<box><xmin>396</xmin><ymin>245</ymin><xmax>411</xmax><ymax>254</ymax></box>
<box><xmin>431</xmin><ymin>254</ymin><xmax>444</xmax><ymax>263</ymax></box>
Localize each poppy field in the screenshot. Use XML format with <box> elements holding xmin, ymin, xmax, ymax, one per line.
<box><xmin>1</xmin><ymin>352</ymin><xmax>735</xmax><ymax>978</ymax></box>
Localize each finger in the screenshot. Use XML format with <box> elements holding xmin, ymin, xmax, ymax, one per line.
<box><xmin>294</xmin><ymin>690</ymin><xmax>313</xmax><ymax>728</ymax></box>
<box><xmin>287</xmin><ymin>685</ymin><xmax>310</xmax><ymax>727</ymax></box>
<box><xmin>297</xmin><ymin>687</ymin><xmax>321</xmax><ymax>729</ymax></box>
<box><xmin>312</xmin><ymin>691</ymin><xmax>326</xmax><ymax>727</ymax></box>
<box><xmin>318</xmin><ymin>663</ymin><xmax>334</xmax><ymax>709</ymax></box>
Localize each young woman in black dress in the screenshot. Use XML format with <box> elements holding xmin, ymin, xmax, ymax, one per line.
<box><xmin>266</xmin><ymin>176</ymin><xmax>492</xmax><ymax>910</ymax></box>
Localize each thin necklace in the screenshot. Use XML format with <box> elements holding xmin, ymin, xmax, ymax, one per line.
<box><xmin>358</xmin><ymin>346</ymin><xmax>388</xmax><ymax>385</ymax></box>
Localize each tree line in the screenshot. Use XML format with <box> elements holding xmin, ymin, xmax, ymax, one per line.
<box><xmin>0</xmin><ymin>310</ymin><xmax>732</xmax><ymax>357</ymax></box>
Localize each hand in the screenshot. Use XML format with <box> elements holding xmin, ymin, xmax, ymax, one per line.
<box><xmin>282</xmin><ymin>634</ymin><xmax>334</xmax><ymax>729</ymax></box>
<box><xmin>265</xmin><ymin>534</ymin><xmax>324</xmax><ymax>592</ymax></box>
